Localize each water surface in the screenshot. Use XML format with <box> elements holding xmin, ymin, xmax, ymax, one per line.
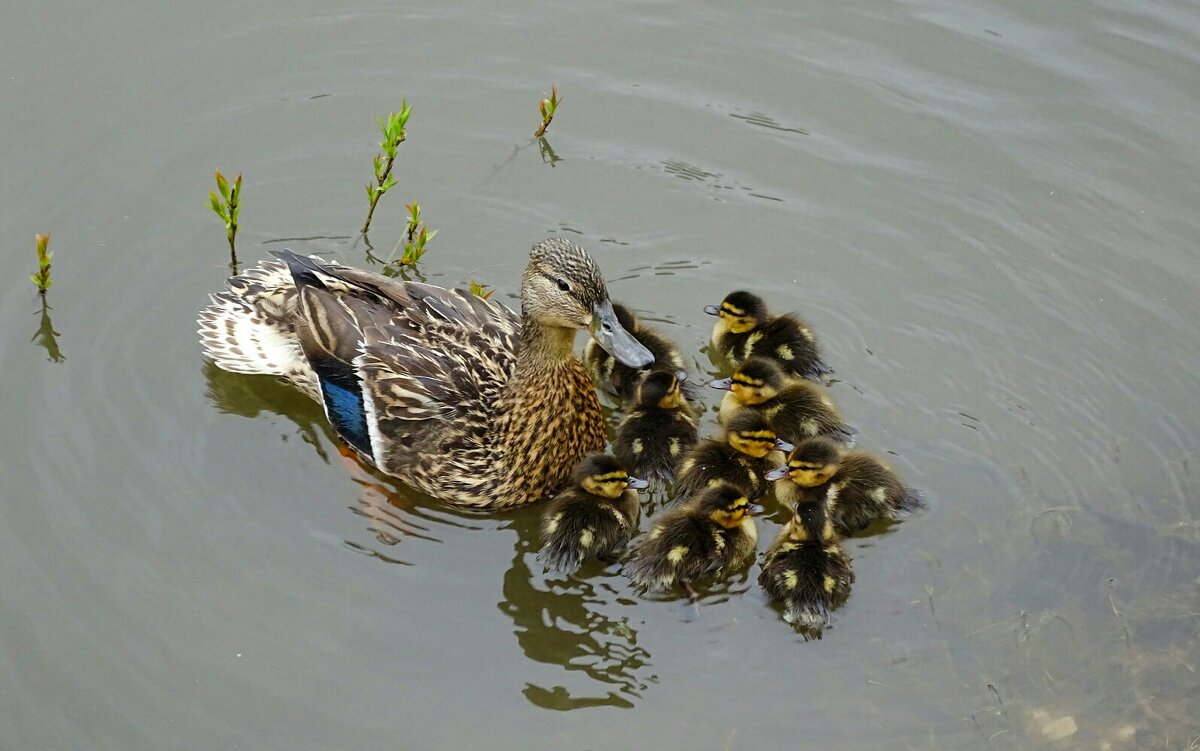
<box><xmin>2</xmin><ymin>0</ymin><xmax>1198</xmax><ymax>748</ymax></box>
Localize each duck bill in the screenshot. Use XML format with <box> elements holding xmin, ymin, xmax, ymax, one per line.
<box><xmin>774</xmin><ymin>438</ymin><xmax>795</xmax><ymax>452</ymax></box>
<box><xmin>765</xmin><ymin>466</ymin><xmax>790</xmax><ymax>481</ymax></box>
<box><xmin>703</xmin><ymin>304</ymin><xmax>720</xmax><ymax>316</ymax></box>
<box><xmin>627</xmin><ymin>476</ymin><xmax>650</xmax><ymax>490</ymax></box>
<box><xmin>748</xmin><ymin>503</ymin><xmax>766</xmax><ymax>515</ymax></box>
<box><xmin>675</xmin><ymin>369</ymin><xmax>688</xmax><ymax>383</ymax></box>
<box><xmin>709</xmin><ymin>377</ymin><xmax>733</xmax><ymax>390</ymax></box>
<box><xmin>590</xmin><ymin>300</ymin><xmax>654</xmax><ymax>368</ymax></box>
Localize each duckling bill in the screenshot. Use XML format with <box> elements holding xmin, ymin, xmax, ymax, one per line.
<box><xmin>613</xmin><ymin>370</ymin><xmax>699</xmax><ymax>486</ymax></box>
<box><xmin>704</xmin><ymin>290</ymin><xmax>832</xmax><ymax>381</ymax></box>
<box><xmin>539</xmin><ymin>453</ymin><xmax>648</xmax><ymax>574</ymax></box>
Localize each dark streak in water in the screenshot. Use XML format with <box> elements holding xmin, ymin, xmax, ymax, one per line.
<box><xmin>748</xmin><ymin>192</ymin><xmax>785</xmax><ymax>203</ymax></box>
<box><xmin>309</xmin><ymin>93</ymin><xmax>332</xmax><ymax>100</ymax></box>
<box><xmin>730</xmin><ymin>111</ymin><xmax>809</xmax><ymax>136</ymax></box>
<box><xmin>263</xmin><ymin>235</ymin><xmax>353</xmax><ymax>244</ymax></box>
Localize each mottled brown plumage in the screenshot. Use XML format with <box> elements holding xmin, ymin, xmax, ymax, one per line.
<box><xmin>198</xmin><ymin>238</ymin><xmax>652</xmax><ymax>508</ymax></box>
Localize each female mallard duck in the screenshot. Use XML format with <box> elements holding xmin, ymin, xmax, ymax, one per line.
<box><xmin>198</xmin><ymin>238</ymin><xmax>653</xmax><ymax>508</ymax></box>
<box><xmin>585</xmin><ymin>302</ymin><xmax>697</xmax><ymax>404</ymax></box>
<box><xmin>758</xmin><ymin>491</ymin><xmax>854</xmax><ymax>631</ymax></box>
<box><xmin>612</xmin><ymin>370</ymin><xmax>698</xmax><ymax>486</ymax></box>
<box><xmin>710</xmin><ymin>357</ymin><xmax>854</xmax><ymax>445</ymax></box>
<box><xmin>623</xmin><ymin>483</ymin><xmax>760</xmax><ymax>594</ymax></box>
<box><xmin>704</xmin><ymin>290</ymin><xmax>832</xmax><ymax>381</ymax></box>
<box><xmin>538</xmin><ymin>453</ymin><xmax>648</xmax><ymax>573</ymax></box>
<box><xmin>671</xmin><ymin>408</ymin><xmax>792</xmax><ymax>502</ymax></box>
<box><xmin>766</xmin><ymin>437</ymin><xmax>923</xmax><ymax>534</ymax></box>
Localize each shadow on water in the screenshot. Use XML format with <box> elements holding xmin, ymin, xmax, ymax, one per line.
<box><xmin>499</xmin><ymin>510</ymin><xmax>657</xmax><ymax>711</ymax></box>
<box><xmin>30</xmin><ymin>299</ymin><xmax>65</xmax><ymax>363</ymax></box>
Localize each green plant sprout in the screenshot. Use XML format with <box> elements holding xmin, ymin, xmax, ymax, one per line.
<box><xmin>31</xmin><ymin>232</ymin><xmax>52</xmax><ymax>294</ymax></box>
<box><xmin>362</xmin><ymin>102</ymin><xmax>412</xmax><ymax>235</ymax></box>
<box><xmin>377</xmin><ymin>201</ymin><xmax>437</xmax><ymax>273</ymax></box>
<box><xmin>208</xmin><ymin>170</ymin><xmax>242</xmax><ymax>268</ymax></box>
<box><xmin>468</xmin><ymin>279</ymin><xmax>495</xmax><ymax>300</ymax></box>
<box><xmin>534</xmin><ymin>85</ymin><xmax>561</xmax><ymax>137</ymax></box>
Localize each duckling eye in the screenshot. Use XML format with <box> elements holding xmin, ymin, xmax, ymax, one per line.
<box><xmin>556</xmin><ymin>278</ymin><xmax>571</xmax><ymax>292</ymax></box>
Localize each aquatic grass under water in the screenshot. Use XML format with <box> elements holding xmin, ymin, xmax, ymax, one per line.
<box><xmin>362</xmin><ymin>102</ymin><xmax>411</xmax><ymax>236</ymax></box>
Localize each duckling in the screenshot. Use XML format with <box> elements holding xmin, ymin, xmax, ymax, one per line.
<box><xmin>704</xmin><ymin>290</ymin><xmax>832</xmax><ymax>381</ymax></box>
<box><xmin>585</xmin><ymin>302</ymin><xmax>697</xmax><ymax>403</ymax></box>
<box><xmin>710</xmin><ymin>357</ymin><xmax>854</xmax><ymax>445</ymax></box>
<box><xmin>758</xmin><ymin>494</ymin><xmax>854</xmax><ymax>631</ymax></box>
<box><xmin>766</xmin><ymin>436</ymin><xmax>923</xmax><ymax>534</ymax></box>
<box><xmin>623</xmin><ymin>483</ymin><xmax>760</xmax><ymax>593</ymax></box>
<box><xmin>671</xmin><ymin>408</ymin><xmax>793</xmax><ymax>502</ymax></box>
<box><xmin>613</xmin><ymin>370</ymin><xmax>699</xmax><ymax>486</ymax></box>
<box><xmin>538</xmin><ymin>453</ymin><xmax>649</xmax><ymax>574</ymax></box>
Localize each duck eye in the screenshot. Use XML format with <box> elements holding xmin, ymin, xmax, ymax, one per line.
<box><xmin>556</xmin><ymin>279</ymin><xmax>571</xmax><ymax>292</ymax></box>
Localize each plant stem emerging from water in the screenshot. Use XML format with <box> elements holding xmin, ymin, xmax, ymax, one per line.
<box><xmin>31</xmin><ymin>232</ymin><xmax>52</xmax><ymax>294</ymax></box>
<box><xmin>534</xmin><ymin>85</ymin><xmax>560</xmax><ymax>137</ymax></box>
<box><xmin>362</xmin><ymin>102</ymin><xmax>412</xmax><ymax>236</ymax></box>
<box><xmin>208</xmin><ymin>170</ymin><xmax>241</xmax><ymax>270</ymax></box>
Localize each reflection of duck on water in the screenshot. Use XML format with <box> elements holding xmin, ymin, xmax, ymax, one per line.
<box><xmin>502</xmin><ymin>510</ymin><xmax>655</xmax><ymax>710</ymax></box>
<box><xmin>204</xmin><ymin>360</ymin><xmax>475</xmax><ymax>563</ymax></box>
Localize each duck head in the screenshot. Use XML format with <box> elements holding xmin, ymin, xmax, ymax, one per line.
<box><xmin>522</xmin><ymin>238</ymin><xmax>654</xmax><ymax>367</ymax></box>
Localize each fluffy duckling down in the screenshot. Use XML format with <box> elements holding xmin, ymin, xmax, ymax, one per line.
<box><xmin>704</xmin><ymin>290</ymin><xmax>832</xmax><ymax>382</ymax></box>
<box><xmin>769</xmin><ymin>437</ymin><xmax>923</xmax><ymax>535</ymax></box>
<box><xmin>538</xmin><ymin>453</ymin><xmax>648</xmax><ymax>574</ymax></box>
<box><xmin>613</xmin><ymin>370</ymin><xmax>699</xmax><ymax>486</ymax></box>
<box><xmin>623</xmin><ymin>483</ymin><xmax>760</xmax><ymax>593</ymax></box>
<box><xmin>711</xmin><ymin>357</ymin><xmax>855</xmax><ymax>446</ymax></box>
<box><xmin>758</xmin><ymin>487</ymin><xmax>854</xmax><ymax>632</ymax></box>
<box><xmin>671</xmin><ymin>408</ymin><xmax>792</xmax><ymax>503</ymax></box>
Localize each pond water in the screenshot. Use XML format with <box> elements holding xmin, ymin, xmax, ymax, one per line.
<box><xmin>2</xmin><ymin>0</ymin><xmax>1198</xmax><ymax>747</ymax></box>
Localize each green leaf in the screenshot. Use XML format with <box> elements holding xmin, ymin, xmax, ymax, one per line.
<box><xmin>215</xmin><ymin>170</ymin><xmax>230</xmax><ymax>201</ymax></box>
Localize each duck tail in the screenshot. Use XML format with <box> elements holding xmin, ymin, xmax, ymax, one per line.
<box><xmin>197</xmin><ymin>257</ymin><xmax>316</xmax><ymax>396</ymax></box>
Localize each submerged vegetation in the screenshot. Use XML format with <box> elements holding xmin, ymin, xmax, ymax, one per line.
<box><xmin>208</xmin><ymin>170</ymin><xmax>242</xmax><ymax>269</ymax></box>
<box><xmin>31</xmin><ymin>232</ymin><xmax>52</xmax><ymax>294</ymax></box>
<box><xmin>534</xmin><ymin>85</ymin><xmax>561</xmax><ymax>137</ymax></box>
<box><xmin>362</xmin><ymin>102</ymin><xmax>412</xmax><ymax>236</ymax></box>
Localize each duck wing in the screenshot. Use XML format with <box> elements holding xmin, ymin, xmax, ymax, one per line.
<box><xmin>272</xmin><ymin>250</ymin><xmax>521</xmax><ymax>465</ymax></box>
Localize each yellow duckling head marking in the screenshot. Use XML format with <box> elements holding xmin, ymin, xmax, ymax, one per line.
<box><xmin>634</xmin><ymin>369</ymin><xmax>685</xmax><ymax>410</ymax></box>
<box><xmin>703</xmin><ymin>290</ymin><xmax>767</xmax><ymax>335</ymax></box>
<box><xmin>696</xmin><ymin>484</ymin><xmax>758</xmax><ymax>529</ymax></box>
<box><xmin>724</xmin><ymin>409</ymin><xmax>781</xmax><ymax>459</ymax></box>
<box><xmin>574</xmin><ymin>453</ymin><xmax>649</xmax><ymax>498</ymax></box>
<box><xmin>781</xmin><ymin>438</ymin><xmax>842</xmax><ymax>487</ymax></box>
<box><xmin>711</xmin><ymin>357</ymin><xmax>785</xmax><ymax>406</ymax></box>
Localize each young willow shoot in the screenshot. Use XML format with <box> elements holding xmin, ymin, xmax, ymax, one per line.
<box><xmin>534</xmin><ymin>85</ymin><xmax>561</xmax><ymax>137</ymax></box>
<box><xmin>468</xmin><ymin>280</ymin><xmax>495</xmax><ymax>300</ymax></box>
<box><xmin>31</xmin><ymin>232</ymin><xmax>52</xmax><ymax>294</ymax></box>
<box><xmin>362</xmin><ymin>102</ymin><xmax>412</xmax><ymax>235</ymax></box>
<box><xmin>209</xmin><ymin>170</ymin><xmax>242</xmax><ymax>267</ymax></box>
<box><xmin>396</xmin><ymin>201</ymin><xmax>437</xmax><ymax>267</ymax></box>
